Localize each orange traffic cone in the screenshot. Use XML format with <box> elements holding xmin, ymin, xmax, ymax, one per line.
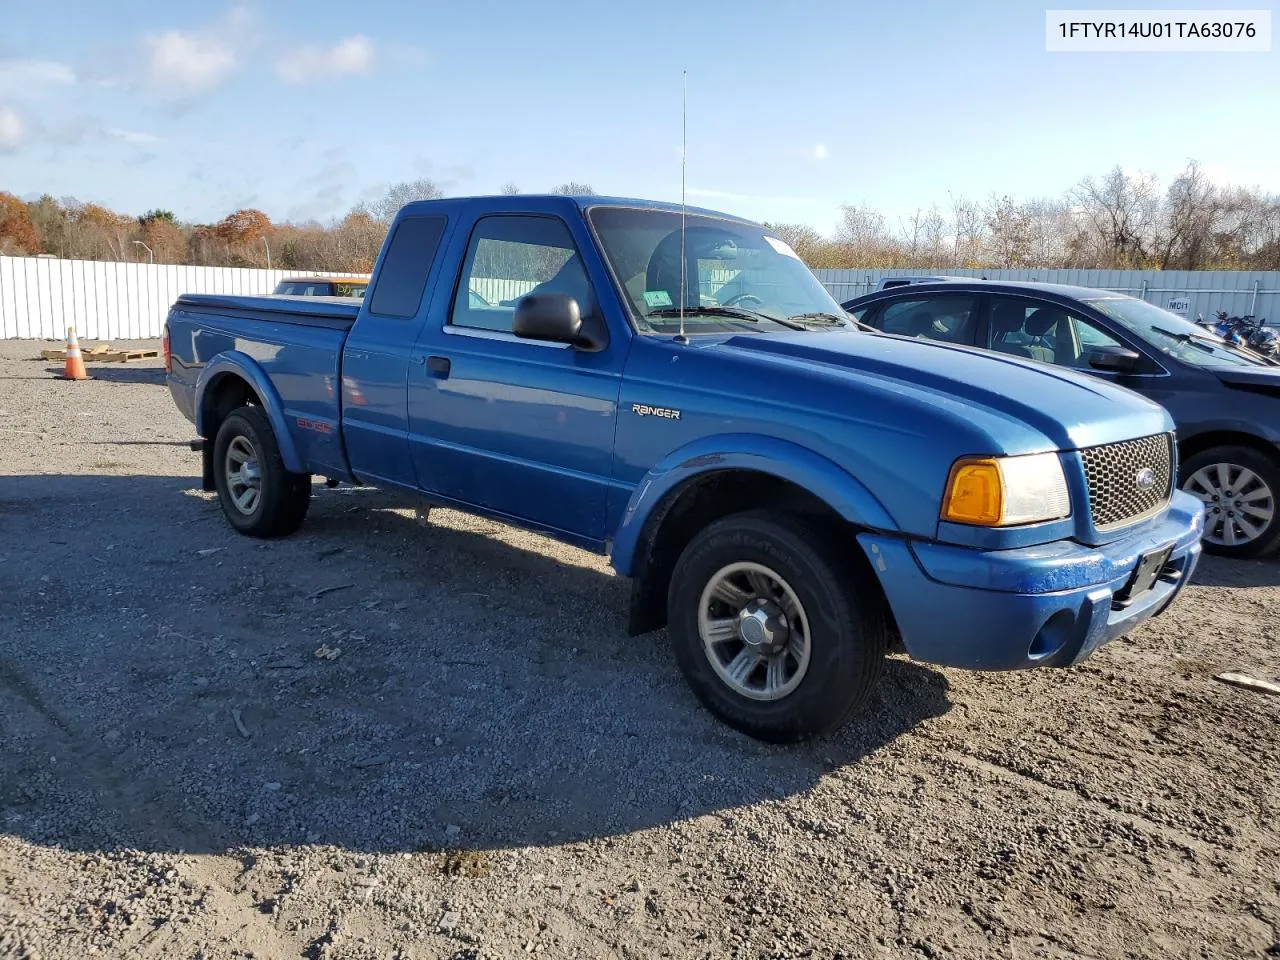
<box><xmin>60</xmin><ymin>326</ymin><xmax>90</xmax><ymax>381</ymax></box>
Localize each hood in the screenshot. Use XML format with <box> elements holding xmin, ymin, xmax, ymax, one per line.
<box><xmin>1214</xmin><ymin>365</ymin><xmax>1280</xmax><ymax>398</ymax></box>
<box><xmin>709</xmin><ymin>331</ymin><xmax>1171</xmax><ymax>452</ymax></box>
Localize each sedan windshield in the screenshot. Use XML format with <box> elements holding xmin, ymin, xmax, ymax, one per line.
<box><xmin>587</xmin><ymin>206</ymin><xmax>853</xmax><ymax>334</ymax></box>
<box><xmin>1085</xmin><ymin>296</ymin><xmax>1272</xmax><ymax>368</ymax></box>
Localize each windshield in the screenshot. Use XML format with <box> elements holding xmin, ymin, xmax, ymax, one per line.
<box><xmin>1085</xmin><ymin>296</ymin><xmax>1272</xmax><ymax>368</ymax></box>
<box><xmin>587</xmin><ymin>206</ymin><xmax>852</xmax><ymax>334</ymax></box>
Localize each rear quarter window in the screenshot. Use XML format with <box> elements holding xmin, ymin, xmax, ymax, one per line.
<box><xmin>368</xmin><ymin>216</ymin><xmax>448</xmax><ymax>318</ymax></box>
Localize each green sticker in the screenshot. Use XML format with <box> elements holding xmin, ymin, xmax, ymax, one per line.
<box><xmin>643</xmin><ymin>290</ymin><xmax>673</xmax><ymax>308</ymax></box>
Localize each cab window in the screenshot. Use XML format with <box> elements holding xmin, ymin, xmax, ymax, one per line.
<box><xmin>450</xmin><ymin>216</ymin><xmax>595</xmax><ymax>333</ymax></box>
<box><xmin>368</xmin><ymin>216</ymin><xmax>448</xmax><ymax>318</ymax></box>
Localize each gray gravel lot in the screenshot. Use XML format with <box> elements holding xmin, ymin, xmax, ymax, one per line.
<box><xmin>1</xmin><ymin>338</ymin><xmax>1278</xmax><ymax>960</ymax></box>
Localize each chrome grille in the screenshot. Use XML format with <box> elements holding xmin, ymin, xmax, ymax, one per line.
<box><xmin>1080</xmin><ymin>433</ymin><xmax>1174</xmax><ymax>530</ymax></box>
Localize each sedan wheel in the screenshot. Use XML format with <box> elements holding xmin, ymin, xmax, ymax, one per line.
<box><xmin>1180</xmin><ymin>444</ymin><xmax>1280</xmax><ymax>558</ymax></box>
<box><xmin>1184</xmin><ymin>462</ymin><xmax>1275</xmax><ymax>548</ymax></box>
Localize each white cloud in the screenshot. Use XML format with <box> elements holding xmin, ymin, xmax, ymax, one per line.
<box><xmin>276</xmin><ymin>35</ymin><xmax>374</xmax><ymax>85</ymax></box>
<box><xmin>0</xmin><ymin>105</ymin><xmax>26</xmax><ymax>151</ymax></box>
<box><xmin>811</xmin><ymin>142</ymin><xmax>829</xmax><ymax>161</ymax></box>
<box><xmin>106</xmin><ymin>127</ymin><xmax>163</xmax><ymax>144</ymax></box>
<box><xmin>0</xmin><ymin>59</ymin><xmax>76</xmax><ymax>97</ymax></box>
<box><xmin>145</xmin><ymin>29</ymin><xmax>238</xmax><ymax>93</ymax></box>
<box><xmin>141</xmin><ymin>7</ymin><xmax>254</xmax><ymax>96</ymax></box>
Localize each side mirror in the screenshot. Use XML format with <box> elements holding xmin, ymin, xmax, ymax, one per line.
<box><xmin>1085</xmin><ymin>344</ymin><xmax>1142</xmax><ymax>372</ymax></box>
<box><xmin>512</xmin><ymin>293</ymin><xmax>605</xmax><ymax>351</ymax></box>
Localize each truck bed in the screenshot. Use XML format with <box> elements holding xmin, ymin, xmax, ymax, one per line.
<box><xmin>167</xmin><ymin>294</ymin><xmax>356</xmax><ymax>480</ymax></box>
<box><xmin>175</xmin><ymin>293</ymin><xmax>360</xmax><ymax>329</ymax></box>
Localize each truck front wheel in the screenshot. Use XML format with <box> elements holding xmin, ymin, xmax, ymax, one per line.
<box><xmin>667</xmin><ymin>510</ymin><xmax>887</xmax><ymax>743</ymax></box>
<box><xmin>212</xmin><ymin>405</ymin><xmax>311</xmax><ymax>538</ymax></box>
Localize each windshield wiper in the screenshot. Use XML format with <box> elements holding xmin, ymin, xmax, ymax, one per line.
<box><xmin>1151</xmin><ymin>325</ymin><xmax>1223</xmax><ymax>354</ymax></box>
<box><xmin>648</xmin><ymin>306</ymin><xmax>808</xmax><ymax>331</ymax></box>
<box><xmin>787</xmin><ymin>311</ymin><xmax>857</xmax><ymax>329</ymax></box>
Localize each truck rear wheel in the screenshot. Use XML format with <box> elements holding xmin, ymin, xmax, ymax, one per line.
<box><xmin>213</xmin><ymin>405</ymin><xmax>311</xmax><ymax>538</ymax></box>
<box><xmin>667</xmin><ymin>510</ymin><xmax>887</xmax><ymax>743</ymax></box>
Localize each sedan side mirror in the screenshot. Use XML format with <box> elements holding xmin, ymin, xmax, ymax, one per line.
<box><xmin>1085</xmin><ymin>344</ymin><xmax>1142</xmax><ymax>372</ymax></box>
<box><xmin>512</xmin><ymin>293</ymin><xmax>606</xmax><ymax>351</ymax></box>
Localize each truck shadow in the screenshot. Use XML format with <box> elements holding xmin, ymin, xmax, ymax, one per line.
<box><xmin>40</xmin><ymin>364</ymin><xmax>168</xmax><ymax>385</ymax></box>
<box><xmin>1190</xmin><ymin>554</ymin><xmax>1280</xmax><ymax>588</ymax></box>
<box><xmin>0</xmin><ymin>474</ymin><xmax>951</xmax><ymax>858</ymax></box>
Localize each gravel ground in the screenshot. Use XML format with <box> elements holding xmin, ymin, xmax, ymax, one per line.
<box><xmin>1</xmin><ymin>338</ymin><xmax>1278</xmax><ymax>960</ymax></box>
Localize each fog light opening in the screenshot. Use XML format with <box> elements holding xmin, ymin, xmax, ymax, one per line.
<box><xmin>1028</xmin><ymin>610</ymin><xmax>1075</xmax><ymax>661</ymax></box>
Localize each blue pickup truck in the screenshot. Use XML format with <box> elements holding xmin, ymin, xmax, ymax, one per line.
<box><xmin>165</xmin><ymin>194</ymin><xmax>1204</xmax><ymax>742</ymax></box>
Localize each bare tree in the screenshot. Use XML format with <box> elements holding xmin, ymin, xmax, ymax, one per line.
<box><xmin>948</xmin><ymin>193</ymin><xmax>986</xmax><ymax>268</ymax></box>
<box><xmin>835</xmin><ymin>204</ymin><xmax>896</xmax><ymax>267</ymax></box>
<box><xmin>371</xmin><ymin>179</ymin><xmax>444</xmax><ymax>223</ymax></box>
<box><xmin>1070</xmin><ymin>166</ymin><xmax>1160</xmax><ymax>268</ymax></box>
<box><xmin>983</xmin><ymin>195</ymin><xmax>1037</xmax><ymax>267</ymax></box>
<box><xmin>898</xmin><ymin>207</ymin><xmax>947</xmax><ymax>268</ymax></box>
<box><xmin>551</xmin><ymin>182</ymin><xmax>595</xmax><ymax>196</ymax></box>
<box><xmin>500</xmin><ymin>182</ymin><xmax>521</xmax><ymax>196</ymax></box>
<box><xmin>1155</xmin><ymin>161</ymin><xmax>1220</xmax><ymax>270</ymax></box>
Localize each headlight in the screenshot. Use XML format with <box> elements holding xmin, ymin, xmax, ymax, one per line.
<box><xmin>941</xmin><ymin>452</ymin><xmax>1071</xmax><ymax>527</ymax></box>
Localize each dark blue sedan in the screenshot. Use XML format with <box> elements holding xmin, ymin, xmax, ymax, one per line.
<box><xmin>844</xmin><ymin>281</ymin><xmax>1280</xmax><ymax>558</ymax></box>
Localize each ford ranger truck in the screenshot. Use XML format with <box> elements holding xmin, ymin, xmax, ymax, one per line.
<box><xmin>164</xmin><ymin>195</ymin><xmax>1204</xmax><ymax>743</ymax></box>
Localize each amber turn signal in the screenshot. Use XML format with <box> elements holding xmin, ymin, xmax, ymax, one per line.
<box><xmin>941</xmin><ymin>458</ymin><xmax>1004</xmax><ymax>526</ymax></box>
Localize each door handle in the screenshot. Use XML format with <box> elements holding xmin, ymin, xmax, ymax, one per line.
<box><xmin>426</xmin><ymin>355</ymin><xmax>451</xmax><ymax>378</ymax></box>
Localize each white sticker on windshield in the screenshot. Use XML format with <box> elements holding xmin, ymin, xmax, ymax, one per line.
<box><xmin>764</xmin><ymin>235</ymin><xmax>800</xmax><ymax>259</ymax></box>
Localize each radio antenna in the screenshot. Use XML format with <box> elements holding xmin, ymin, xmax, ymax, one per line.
<box><xmin>678</xmin><ymin>69</ymin><xmax>687</xmax><ymax>343</ymax></box>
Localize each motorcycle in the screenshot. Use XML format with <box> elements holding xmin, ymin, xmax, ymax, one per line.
<box><xmin>1211</xmin><ymin>310</ymin><xmax>1280</xmax><ymax>358</ymax></box>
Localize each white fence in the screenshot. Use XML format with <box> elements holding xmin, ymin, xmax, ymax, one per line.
<box><xmin>6</xmin><ymin>254</ymin><xmax>1280</xmax><ymax>341</ymax></box>
<box><xmin>0</xmin><ymin>256</ymin><xmax>361</xmax><ymax>340</ymax></box>
<box><xmin>815</xmin><ymin>268</ymin><xmax>1280</xmax><ymax>324</ymax></box>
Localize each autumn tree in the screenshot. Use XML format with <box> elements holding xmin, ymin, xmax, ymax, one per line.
<box><xmin>331</xmin><ymin>209</ymin><xmax>385</xmax><ymax>272</ymax></box>
<box><xmin>215</xmin><ymin>209</ymin><xmax>272</xmax><ymax>244</ymax></box>
<box><xmin>0</xmin><ymin>192</ymin><xmax>41</xmax><ymax>255</ymax></box>
<box><xmin>763</xmin><ymin>222</ymin><xmax>848</xmax><ymax>268</ymax></box>
<box><xmin>212</xmin><ymin>209</ymin><xmax>274</xmax><ymax>267</ymax></box>
<box><xmin>141</xmin><ymin>217</ymin><xmax>187</xmax><ymax>264</ymax></box>
<box><xmin>64</xmin><ymin>202</ymin><xmax>134</xmax><ymax>260</ymax></box>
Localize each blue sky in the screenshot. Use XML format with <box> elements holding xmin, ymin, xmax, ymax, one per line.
<box><xmin>0</xmin><ymin>0</ymin><xmax>1275</xmax><ymax>234</ymax></box>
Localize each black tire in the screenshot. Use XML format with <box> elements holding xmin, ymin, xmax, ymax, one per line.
<box><xmin>1181</xmin><ymin>445</ymin><xmax>1280</xmax><ymax>559</ymax></box>
<box><xmin>212</xmin><ymin>405</ymin><xmax>312</xmax><ymax>538</ymax></box>
<box><xmin>667</xmin><ymin>510</ymin><xmax>888</xmax><ymax>743</ymax></box>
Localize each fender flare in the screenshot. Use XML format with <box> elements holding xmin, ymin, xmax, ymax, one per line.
<box><xmin>1177</xmin><ymin>419</ymin><xmax>1280</xmax><ymax>454</ymax></box>
<box><xmin>195</xmin><ymin>352</ymin><xmax>306</xmax><ymax>474</ymax></box>
<box><xmin>610</xmin><ymin>433</ymin><xmax>898</xmax><ymax>577</ymax></box>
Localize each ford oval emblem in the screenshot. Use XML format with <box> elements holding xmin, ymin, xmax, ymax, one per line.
<box><xmin>1135</xmin><ymin>467</ymin><xmax>1157</xmax><ymax>490</ymax></box>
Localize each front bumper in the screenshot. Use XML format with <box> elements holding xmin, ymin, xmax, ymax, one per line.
<box><xmin>859</xmin><ymin>491</ymin><xmax>1204</xmax><ymax>671</ymax></box>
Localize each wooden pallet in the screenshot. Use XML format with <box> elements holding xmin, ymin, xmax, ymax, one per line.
<box><xmin>40</xmin><ymin>345</ymin><xmax>159</xmax><ymax>363</ymax></box>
